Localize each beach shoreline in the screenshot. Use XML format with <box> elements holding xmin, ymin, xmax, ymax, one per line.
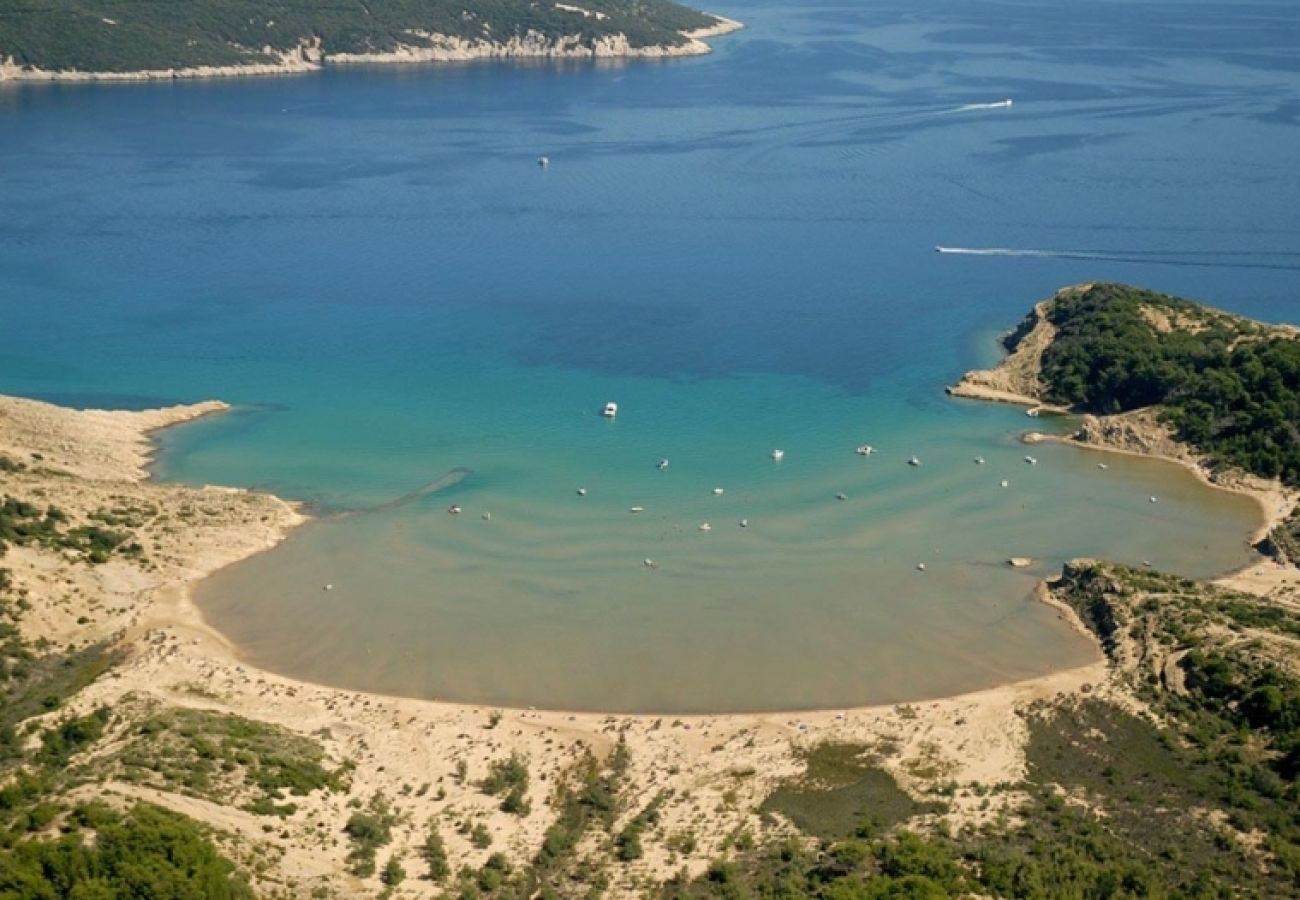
<box><xmin>1</xmin><ymin>388</ymin><xmax>1118</xmax><ymax>893</ymax></box>
<box><xmin>3</xmin><ymin>369</ymin><xmax>1287</xmax><ymax>892</ymax></box>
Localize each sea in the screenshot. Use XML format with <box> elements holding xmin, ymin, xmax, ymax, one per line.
<box><xmin>2</xmin><ymin>0</ymin><xmax>1296</xmax><ymax>712</ymax></box>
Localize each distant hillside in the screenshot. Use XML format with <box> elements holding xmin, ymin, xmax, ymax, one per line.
<box><xmin>957</xmin><ymin>283</ymin><xmax>1300</xmax><ymax>486</ymax></box>
<box><xmin>0</xmin><ymin>0</ymin><xmax>729</xmax><ymax>78</ymax></box>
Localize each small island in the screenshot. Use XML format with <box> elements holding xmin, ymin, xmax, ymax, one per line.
<box><xmin>0</xmin><ymin>0</ymin><xmax>742</xmax><ymax>82</ymax></box>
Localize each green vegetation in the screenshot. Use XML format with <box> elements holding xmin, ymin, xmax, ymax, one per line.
<box><xmin>1029</xmin><ymin>283</ymin><xmax>1300</xmax><ymax>483</ymax></box>
<box><xmin>669</xmin><ymin>700</ymin><xmax>1297</xmax><ymax>897</ymax></box>
<box><xmin>469</xmin><ymin>821</ymin><xmax>492</xmax><ymax>850</ymax></box>
<box><xmin>443</xmin><ymin>739</ymin><xmax>632</xmax><ymax>897</ymax></box>
<box><xmin>668</xmin><ymin>564</ymin><xmax>1300</xmax><ymax>897</ymax></box>
<box><xmin>760</xmin><ymin>743</ymin><xmax>943</xmax><ymax>841</ymax></box>
<box><xmin>0</xmin><ymin>496</ymin><xmax>139</xmax><ymax>564</ymax></box>
<box><xmin>0</xmin><ymin>802</ymin><xmax>254</xmax><ymax>899</ymax></box>
<box><xmin>344</xmin><ymin>794</ymin><xmax>398</xmax><ymax>877</ymax></box>
<box><xmin>615</xmin><ymin>791</ymin><xmax>664</xmax><ymax>862</ymax></box>
<box><xmin>1</xmin><ymin>561</ymin><xmax>121</xmax><ymax>764</ymax></box>
<box><xmin>39</xmin><ymin>706</ymin><xmax>111</xmax><ymax>768</ymax></box>
<box><xmin>0</xmin><ymin>585</ymin><xmax>254</xmax><ymax>899</ymax></box>
<box><xmin>532</xmin><ymin>738</ymin><xmax>628</xmax><ymax>890</ymax></box>
<box><xmin>422</xmin><ymin>820</ymin><xmax>451</xmax><ymax>881</ymax></box>
<box><xmin>480</xmin><ymin>752</ymin><xmax>531</xmax><ymax>817</ymax></box>
<box><xmin>1055</xmin><ymin>563</ymin><xmax>1300</xmax><ymax>881</ymax></box>
<box><xmin>0</xmin><ymin>0</ymin><xmax>718</xmax><ymax>74</ymax></box>
<box><xmin>107</xmin><ymin>706</ymin><xmax>346</xmax><ymax>816</ymax></box>
<box><xmin>381</xmin><ymin>855</ymin><xmax>406</xmax><ymax>887</ymax></box>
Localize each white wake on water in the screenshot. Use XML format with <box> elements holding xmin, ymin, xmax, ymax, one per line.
<box><xmin>935</xmin><ymin>246</ymin><xmax>1074</xmax><ymax>257</ymax></box>
<box><xmin>933</xmin><ymin>246</ymin><xmax>1300</xmax><ymax>271</ymax></box>
<box><xmin>954</xmin><ymin>99</ymin><xmax>1014</xmax><ymax>112</ymax></box>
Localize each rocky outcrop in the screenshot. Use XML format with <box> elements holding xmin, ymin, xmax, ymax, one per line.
<box><xmin>947</xmin><ymin>295</ymin><xmax>1066</xmax><ymax>407</ymax></box>
<box><xmin>1257</xmin><ymin>511</ymin><xmax>1300</xmax><ymax>566</ymax></box>
<box><xmin>1070</xmin><ymin>409</ymin><xmax>1190</xmax><ymax>462</ymax></box>
<box><xmin>1048</xmin><ymin>560</ymin><xmax>1127</xmax><ymax>664</ymax></box>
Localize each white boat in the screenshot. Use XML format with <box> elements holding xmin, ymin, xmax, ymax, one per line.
<box><xmin>908</xmin><ymin>456</ymin><xmax>921</xmax><ymax>467</ymax></box>
<box><xmin>855</xmin><ymin>444</ymin><xmax>875</xmax><ymax>456</ymax></box>
<box><xmin>712</xmin><ymin>487</ymin><xmax>724</xmax><ymax>495</ymax></box>
<box><xmin>739</xmin><ymin>518</ymin><xmax>749</xmax><ymax>528</ymax></box>
<box><xmin>448</xmin><ymin>505</ymin><xmax>462</xmax><ymax>515</ymax></box>
<box><xmin>537</xmin><ymin>156</ymin><xmax>550</xmax><ymax>168</ymax></box>
<box><xmin>699</xmin><ymin>522</ymin><xmax>712</xmax><ymax>531</ymax></box>
<box><xmin>835</xmin><ymin>492</ymin><xmax>847</xmax><ymax>501</ymax></box>
<box><xmin>974</xmin><ymin>457</ymin><xmax>986</xmax><ymax>465</ymax></box>
<box><xmin>657</xmin><ymin>458</ymin><xmax>669</xmax><ymax>470</ymax></box>
<box><xmin>771</xmin><ymin>449</ymin><xmax>785</xmax><ymax>461</ymax></box>
<box><xmin>629</xmin><ymin>506</ymin><xmax>645</xmax><ymax>513</ymax></box>
<box><xmin>602</xmin><ymin>401</ymin><xmax>618</xmax><ymax>418</ymax></box>
<box><xmin>576</xmin><ymin>487</ymin><xmax>587</xmax><ymax>496</ymax></box>
<box><xmin>1000</xmin><ymin>479</ymin><xmax>1010</xmax><ymax>488</ymax></box>
<box><xmin>1024</xmin><ymin>456</ymin><xmax>1037</xmax><ymax>465</ymax></box>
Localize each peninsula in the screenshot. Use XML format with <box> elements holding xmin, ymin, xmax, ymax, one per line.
<box><xmin>1</xmin><ymin>285</ymin><xmax>1298</xmax><ymax>896</ymax></box>
<box><xmin>0</xmin><ymin>0</ymin><xmax>742</xmax><ymax>82</ymax></box>
<box><xmin>950</xmin><ymin>281</ymin><xmax>1300</xmax><ymax>561</ymax></box>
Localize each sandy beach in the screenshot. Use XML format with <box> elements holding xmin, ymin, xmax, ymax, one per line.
<box><xmin>3</xmin><ymin>283</ymin><xmax>1294</xmax><ymax>894</ymax></box>
<box><xmin>1</xmin><ymin>391</ymin><xmax>1120</xmax><ymax>896</ymax></box>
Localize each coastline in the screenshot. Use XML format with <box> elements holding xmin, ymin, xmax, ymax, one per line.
<box><xmin>1</xmin><ymin>388</ymin><xmax>1111</xmax><ymax>893</ymax></box>
<box><xmin>948</xmin><ymin>286</ymin><xmax>1299</xmax><ymax>598</ymax></box>
<box><xmin>6</xmin><ymin>366</ymin><xmax>1289</xmax><ymax>892</ymax></box>
<box><xmin>0</xmin><ymin>15</ymin><xmax>743</xmax><ymax>84</ymax></box>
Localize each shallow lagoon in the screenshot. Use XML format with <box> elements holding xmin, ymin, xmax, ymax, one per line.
<box><xmin>3</xmin><ymin>0</ymin><xmax>1297</xmax><ymax>710</ymax></box>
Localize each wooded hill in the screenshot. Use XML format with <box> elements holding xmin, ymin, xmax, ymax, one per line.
<box><xmin>0</xmin><ymin>0</ymin><xmax>718</xmax><ymax>73</ymax></box>
<box><xmin>1020</xmin><ymin>283</ymin><xmax>1300</xmax><ymax>485</ymax></box>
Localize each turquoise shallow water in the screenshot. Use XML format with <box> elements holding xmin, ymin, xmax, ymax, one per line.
<box><xmin>2</xmin><ymin>0</ymin><xmax>1296</xmax><ymax>710</ymax></box>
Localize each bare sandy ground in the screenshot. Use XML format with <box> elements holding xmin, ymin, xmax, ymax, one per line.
<box><xmin>1</xmin><ymin>391</ymin><xmax>1111</xmax><ymax>897</ymax></box>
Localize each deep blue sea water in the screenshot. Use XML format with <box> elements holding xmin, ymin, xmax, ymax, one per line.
<box><xmin>2</xmin><ymin>0</ymin><xmax>1297</xmax><ymax>711</ymax></box>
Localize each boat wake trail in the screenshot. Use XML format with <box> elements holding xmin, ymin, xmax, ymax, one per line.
<box><xmin>953</xmin><ymin>99</ymin><xmax>1014</xmax><ymax>112</ymax></box>
<box><xmin>933</xmin><ymin>246</ymin><xmax>1300</xmax><ymax>271</ymax></box>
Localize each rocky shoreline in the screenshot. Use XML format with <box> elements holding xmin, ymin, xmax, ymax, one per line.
<box><xmin>0</xmin><ymin>15</ymin><xmax>742</xmax><ymax>84</ymax></box>
<box><xmin>949</xmin><ymin>285</ymin><xmax>1299</xmax><ymax>591</ymax></box>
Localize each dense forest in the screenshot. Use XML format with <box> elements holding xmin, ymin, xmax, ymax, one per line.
<box><xmin>1029</xmin><ymin>283</ymin><xmax>1300</xmax><ymax>484</ymax></box>
<box><xmin>0</xmin><ymin>0</ymin><xmax>717</xmax><ymax>73</ymax></box>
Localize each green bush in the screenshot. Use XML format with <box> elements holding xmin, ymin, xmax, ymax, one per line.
<box><xmin>0</xmin><ymin>803</ymin><xmax>253</xmax><ymax>898</ymax></box>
